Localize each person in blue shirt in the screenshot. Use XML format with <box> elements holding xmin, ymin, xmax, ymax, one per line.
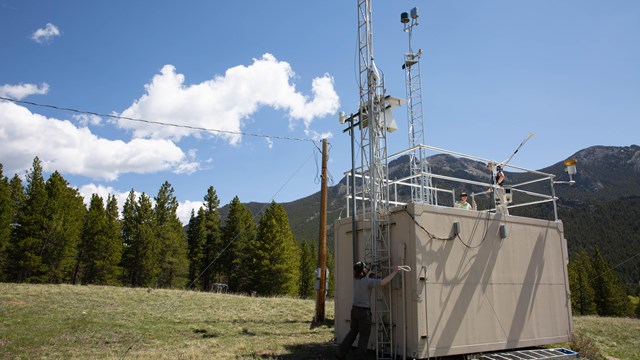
<box><xmin>337</xmin><ymin>261</ymin><xmax>400</xmax><ymax>359</ymax></box>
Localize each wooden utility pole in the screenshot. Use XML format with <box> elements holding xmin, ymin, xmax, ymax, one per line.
<box><xmin>315</xmin><ymin>139</ymin><xmax>329</xmax><ymax>323</ymax></box>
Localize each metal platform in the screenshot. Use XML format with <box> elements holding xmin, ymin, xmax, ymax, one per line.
<box><xmin>479</xmin><ymin>348</ymin><xmax>578</xmax><ymax>360</ymax></box>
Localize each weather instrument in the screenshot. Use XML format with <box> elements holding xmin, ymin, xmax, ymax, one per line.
<box><xmin>554</xmin><ymin>158</ymin><xmax>578</xmax><ymax>185</ymax></box>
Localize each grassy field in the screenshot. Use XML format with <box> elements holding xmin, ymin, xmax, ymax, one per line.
<box><xmin>0</xmin><ymin>283</ymin><xmax>336</xmax><ymax>359</ymax></box>
<box><xmin>1</xmin><ymin>283</ymin><xmax>639</xmax><ymax>359</ymax></box>
<box><xmin>572</xmin><ymin>316</ymin><xmax>640</xmax><ymax>360</ymax></box>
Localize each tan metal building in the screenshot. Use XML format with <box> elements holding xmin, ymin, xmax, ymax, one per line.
<box><xmin>334</xmin><ymin>202</ymin><xmax>574</xmax><ymax>358</ymax></box>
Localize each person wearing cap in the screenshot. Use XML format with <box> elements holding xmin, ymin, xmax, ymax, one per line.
<box><xmin>337</xmin><ymin>262</ymin><xmax>400</xmax><ymax>359</ymax></box>
<box><xmin>455</xmin><ymin>192</ymin><xmax>475</xmax><ymax>210</ymax></box>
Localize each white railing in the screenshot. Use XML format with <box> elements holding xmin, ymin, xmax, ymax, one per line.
<box><xmin>343</xmin><ymin>144</ymin><xmax>563</xmax><ymax>221</ymax></box>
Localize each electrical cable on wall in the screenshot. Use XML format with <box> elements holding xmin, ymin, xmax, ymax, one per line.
<box><xmin>455</xmin><ymin>211</ymin><xmax>493</xmax><ymax>249</ymax></box>
<box><xmin>403</xmin><ymin>207</ymin><xmax>499</xmax><ymax>249</ymax></box>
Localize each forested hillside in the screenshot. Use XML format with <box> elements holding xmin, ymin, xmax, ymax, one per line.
<box><xmin>560</xmin><ymin>197</ymin><xmax>640</xmax><ymax>285</ymax></box>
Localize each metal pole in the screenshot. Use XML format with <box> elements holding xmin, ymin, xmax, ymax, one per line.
<box><xmin>550</xmin><ymin>176</ymin><xmax>559</xmax><ymax>221</ymax></box>
<box><xmin>351</xmin><ymin>117</ymin><xmax>358</xmax><ymax>263</ymax></box>
<box><xmin>315</xmin><ymin>139</ymin><xmax>329</xmax><ymax>323</ymax></box>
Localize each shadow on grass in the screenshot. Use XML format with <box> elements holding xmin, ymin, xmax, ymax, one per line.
<box><xmin>310</xmin><ymin>318</ymin><xmax>334</xmax><ymax>329</ymax></box>
<box><xmin>248</xmin><ymin>318</ymin><xmax>338</xmax><ymax>359</ymax></box>
<box><xmin>254</xmin><ymin>341</ymin><xmax>338</xmax><ymax>359</ymax></box>
<box><xmin>255</xmin><ymin>344</ymin><xmax>385</xmax><ymax>360</ymax></box>
<box><xmin>192</xmin><ymin>328</ymin><xmax>221</xmax><ymax>338</ymax></box>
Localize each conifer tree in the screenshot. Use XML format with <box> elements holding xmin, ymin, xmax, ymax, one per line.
<box><xmin>253</xmin><ymin>201</ymin><xmax>300</xmax><ymax>297</ymax></box>
<box><xmin>591</xmin><ymin>246</ymin><xmax>631</xmax><ymax>317</ymax></box>
<box><xmin>200</xmin><ymin>186</ymin><xmax>222</xmax><ymax>291</ymax></box>
<box><xmin>121</xmin><ymin>189</ymin><xmax>137</xmax><ymax>285</ymax></box>
<box><xmin>136</xmin><ymin>193</ymin><xmax>159</xmax><ymax>287</ymax></box>
<box><xmin>8</xmin><ymin>157</ymin><xmax>48</xmax><ymax>282</ymax></box>
<box><xmin>222</xmin><ymin>196</ymin><xmax>256</xmax><ymax>293</ymax></box>
<box><xmin>154</xmin><ymin>181</ymin><xmax>188</xmax><ymax>288</ymax></box>
<box><xmin>76</xmin><ymin>194</ymin><xmax>122</xmax><ymax>285</ymax></box>
<box><xmin>0</xmin><ymin>164</ymin><xmax>12</xmax><ymax>280</ymax></box>
<box><xmin>43</xmin><ymin>171</ymin><xmax>85</xmax><ymax>283</ymax></box>
<box><xmin>186</xmin><ymin>208</ymin><xmax>205</xmax><ymax>288</ymax></box>
<box><xmin>298</xmin><ymin>239</ymin><xmax>315</xmax><ymax>299</ymax></box>
<box><xmin>6</xmin><ymin>174</ymin><xmax>25</xmax><ymax>281</ymax></box>
<box><xmin>121</xmin><ymin>191</ymin><xmax>159</xmax><ymax>287</ymax></box>
<box><xmin>79</xmin><ymin>194</ymin><xmax>121</xmax><ymax>284</ymax></box>
<box><xmin>568</xmin><ymin>248</ymin><xmax>596</xmax><ymax>315</ymax></box>
<box><xmin>104</xmin><ymin>194</ymin><xmax>123</xmax><ymax>283</ymax></box>
<box><xmin>9</xmin><ymin>174</ymin><xmax>25</xmax><ymax>222</ymax></box>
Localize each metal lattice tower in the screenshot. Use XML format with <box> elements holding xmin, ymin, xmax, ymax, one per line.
<box><xmin>356</xmin><ymin>0</ymin><xmax>394</xmax><ymax>358</ymax></box>
<box><xmin>402</xmin><ymin>8</ymin><xmax>434</xmax><ymax>204</ymax></box>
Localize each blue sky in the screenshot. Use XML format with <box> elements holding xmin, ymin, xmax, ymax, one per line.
<box><xmin>1</xmin><ymin>1</ymin><xmax>639</xmax><ymax>224</ymax></box>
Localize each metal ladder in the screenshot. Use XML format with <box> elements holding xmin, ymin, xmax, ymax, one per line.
<box><xmin>479</xmin><ymin>348</ymin><xmax>578</xmax><ymax>360</ymax></box>
<box><xmin>356</xmin><ymin>0</ymin><xmax>395</xmax><ymax>358</ymax></box>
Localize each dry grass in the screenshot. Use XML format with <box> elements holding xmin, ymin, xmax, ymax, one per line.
<box><xmin>572</xmin><ymin>316</ymin><xmax>640</xmax><ymax>360</ymax></box>
<box><xmin>0</xmin><ymin>283</ymin><xmax>335</xmax><ymax>359</ymax></box>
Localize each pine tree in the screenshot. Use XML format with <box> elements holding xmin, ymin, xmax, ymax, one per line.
<box><xmin>568</xmin><ymin>248</ymin><xmax>596</xmax><ymax>315</ymax></box>
<box><xmin>42</xmin><ymin>171</ymin><xmax>85</xmax><ymax>283</ymax></box>
<box><xmin>121</xmin><ymin>191</ymin><xmax>159</xmax><ymax>287</ymax></box>
<box><xmin>9</xmin><ymin>174</ymin><xmax>25</xmax><ymax>212</ymax></box>
<box><xmin>186</xmin><ymin>208</ymin><xmax>205</xmax><ymax>288</ymax></box>
<box><xmin>8</xmin><ymin>157</ymin><xmax>48</xmax><ymax>282</ymax></box>
<box><xmin>78</xmin><ymin>194</ymin><xmax>121</xmax><ymax>285</ymax></box>
<box><xmin>121</xmin><ymin>190</ymin><xmax>137</xmax><ymax>285</ymax></box>
<box><xmin>222</xmin><ymin>196</ymin><xmax>256</xmax><ymax>293</ymax></box>
<box><xmin>154</xmin><ymin>181</ymin><xmax>188</xmax><ymax>288</ymax></box>
<box><xmin>136</xmin><ymin>193</ymin><xmax>159</xmax><ymax>287</ymax></box>
<box><xmin>253</xmin><ymin>201</ymin><xmax>300</xmax><ymax>297</ymax></box>
<box><xmin>6</xmin><ymin>174</ymin><xmax>25</xmax><ymax>281</ymax></box>
<box><xmin>591</xmin><ymin>246</ymin><xmax>631</xmax><ymax>317</ymax></box>
<box><xmin>298</xmin><ymin>240</ymin><xmax>315</xmax><ymax>299</ymax></box>
<box><xmin>79</xmin><ymin>194</ymin><xmax>107</xmax><ymax>284</ymax></box>
<box><xmin>0</xmin><ymin>164</ymin><xmax>12</xmax><ymax>280</ymax></box>
<box><xmin>104</xmin><ymin>194</ymin><xmax>123</xmax><ymax>284</ymax></box>
<box><xmin>200</xmin><ymin>186</ymin><xmax>222</xmax><ymax>291</ymax></box>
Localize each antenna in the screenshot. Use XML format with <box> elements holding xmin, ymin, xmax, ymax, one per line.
<box><xmin>401</xmin><ymin>7</ymin><xmax>433</xmax><ymax>204</ymax></box>
<box><xmin>500</xmin><ymin>133</ymin><xmax>535</xmax><ymax>167</ymax></box>
<box><xmin>355</xmin><ymin>0</ymin><xmax>399</xmax><ymax>357</ymax></box>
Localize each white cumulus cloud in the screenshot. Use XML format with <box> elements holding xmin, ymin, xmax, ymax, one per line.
<box><xmin>0</xmin><ymin>54</ymin><xmax>338</xmax><ymax>199</ymax></box>
<box><xmin>77</xmin><ymin>183</ymin><xmax>130</xmax><ymax>208</ymax></box>
<box><xmin>72</xmin><ymin>113</ymin><xmax>103</xmax><ymax>127</ymax></box>
<box><xmin>31</xmin><ymin>23</ymin><xmax>61</xmax><ymax>44</ymax></box>
<box><xmin>0</xmin><ymin>101</ymin><xmax>191</xmax><ymax>181</ymax></box>
<box><xmin>0</xmin><ymin>83</ymin><xmax>49</xmax><ymax>100</ymax></box>
<box><xmin>118</xmin><ymin>53</ymin><xmax>340</xmax><ymax>143</ymax></box>
<box><xmin>177</xmin><ymin>200</ymin><xmax>204</xmax><ymax>224</ymax></box>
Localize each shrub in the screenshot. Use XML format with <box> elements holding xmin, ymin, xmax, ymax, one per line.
<box><xmin>570</xmin><ymin>332</ymin><xmax>605</xmax><ymax>360</ymax></box>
